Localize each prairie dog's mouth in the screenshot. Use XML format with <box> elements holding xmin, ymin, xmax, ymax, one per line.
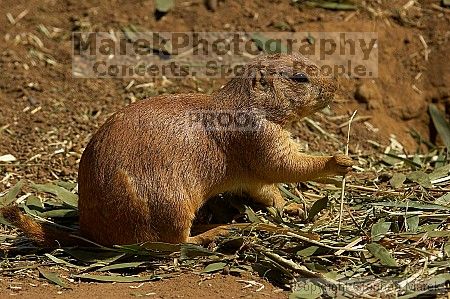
<box><xmin>315</xmin><ymin>101</ymin><xmax>330</xmax><ymax>111</ymax></box>
<box><xmin>318</xmin><ymin>91</ymin><xmax>335</xmax><ymax>104</ymax></box>
<box><xmin>312</xmin><ymin>93</ymin><xmax>333</xmax><ymax>112</ymax></box>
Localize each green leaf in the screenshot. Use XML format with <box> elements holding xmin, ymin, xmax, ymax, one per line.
<box><xmin>303</xmin><ymin>1</ymin><xmax>357</xmax><ymax>10</ymax></box>
<box><xmin>251</xmin><ymin>33</ymin><xmax>288</xmax><ymax>54</ymax></box>
<box><xmin>427</xmin><ymin>273</ymin><xmax>450</xmax><ymax>287</ymax></box>
<box><xmin>412</xmin><ymin>155</ymin><xmax>422</xmax><ymax>166</ymax></box>
<box><xmin>366</xmin><ymin>243</ymin><xmax>398</xmax><ymax>267</ymax></box>
<box><xmin>435</xmin><ymin>150</ymin><xmax>447</xmax><ymax>167</ymax></box>
<box><xmin>406</xmin><ymin>171</ymin><xmax>432</xmax><ymax>188</ymax></box>
<box><xmin>429</xmin><ymin>163</ymin><xmax>450</xmax><ymax>181</ymax></box>
<box><xmin>141</xmin><ymin>242</ymin><xmax>181</xmax><ymax>253</ymax></box>
<box><xmin>44</xmin><ymin>253</ymin><xmax>87</xmax><ymax>270</ymax></box>
<box><xmin>38</xmin><ymin>268</ymin><xmax>70</xmax><ymax>288</ymax></box>
<box><xmin>22</xmin><ymin>204</ymin><xmax>39</xmax><ymax>217</ymax></box>
<box><xmin>0</xmin><ymin>180</ymin><xmax>24</xmax><ymax>206</ymax></box>
<box><xmin>201</xmin><ymin>262</ymin><xmax>227</xmax><ymax>273</ymax></box>
<box><xmin>244</xmin><ymin>205</ymin><xmax>260</xmax><ymax>223</ymax></box>
<box><xmin>406</xmin><ymin>215</ymin><xmax>419</xmax><ymax>233</ymax></box>
<box><xmin>444</xmin><ymin>242</ymin><xmax>450</xmax><ymax>258</ymax></box>
<box><xmin>428</xmin><ymin>230</ymin><xmax>450</xmax><ymax>238</ymax></box>
<box><xmin>398</xmin><ymin>290</ymin><xmax>429</xmax><ymax>299</ymax></box>
<box><xmin>180</xmin><ymin>244</ymin><xmax>218</xmax><ymax>260</ymax></box>
<box><xmin>307</xmin><ymin>33</ymin><xmax>315</xmax><ymax>45</ymax></box>
<box><xmin>429</xmin><ymin>104</ymin><xmax>450</xmax><ymax>150</ymax></box>
<box><xmin>390</xmin><ymin>173</ymin><xmax>406</xmax><ymax>189</ymax></box>
<box><xmin>323</xmin><ymin>271</ymin><xmax>338</xmax><ymax>280</ymax></box>
<box><xmin>382</xmin><ymin>153</ymin><xmax>402</xmax><ymax>166</ymax></box>
<box><xmin>26</xmin><ymin>196</ymin><xmax>44</xmax><ymax>209</ymax></box>
<box><xmin>279</xmin><ymin>185</ymin><xmax>302</xmax><ymax>202</ymax></box>
<box><xmin>114</xmin><ymin>244</ymin><xmax>154</xmax><ymax>256</ymax></box>
<box><xmin>435</xmin><ymin>193</ymin><xmax>450</xmax><ymax>207</ymax></box>
<box><xmin>73</xmin><ymin>274</ymin><xmax>160</xmax><ymax>283</ymax></box>
<box><xmin>297</xmin><ymin>246</ymin><xmax>319</xmax><ymax>257</ymax></box>
<box><xmin>31</xmin><ymin>183</ymin><xmax>78</xmax><ymax>208</ymax></box>
<box><xmin>228</xmin><ymin>267</ymin><xmax>247</xmax><ymax>274</ymax></box>
<box><xmin>56</xmin><ymin>181</ymin><xmax>77</xmax><ymax>191</ymax></box>
<box><xmin>155</xmin><ymin>0</ymin><xmax>175</xmax><ymax>13</ymax></box>
<box><xmin>319</xmin><ymin>2</ymin><xmax>356</xmax><ymax>10</ymax></box>
<box><xmin>0</xmin><ymin>215</ymin><xmax>9</xmax><ymax>225</ymax></box>
<box><xmin>97</xmin><ymin>262</ymin><xmax>146</xmax><ymax>272</ymax></box>
<box><xmin>273</xmin><ymin>22</ymin><xmax>291</xmax><ymax>31</ymax></box>
<box><xmin>307</xmin><ymin>196</ymin><xmax>328</xmax><ymax>221</ymax></box>
<box><xmin>371</xmin><ymin>221</ymin><xmax>391</xmax><ymax>241</ymax></box>
<box><xmin>43</xmin><ymin>209</ymin><xmax>78</xmax><ymax>218</ymax></box>
<box><xmin>63</xmin><ymin>248</ymin><xmax>124</xmax><ymax>264</ymax></box>
<box><xmin>115</xmin><ymin>242</ymin><xmax>181</xmax><ymax>257</ymax></box>
<box><xmin>421</xmin><ymin>224</ymin><xmax>440</xmax><ymax>232</ymax></box>
<box><xmin>121</xmin><ymin>25</ymin><xmax>138</xmax><ymax>42</ymax></box>
<box><xmin>289</xmin><ymin>282</ymin><xmax>323</xmax><ymax>299</ymax></box>
<box><xmin>384</xmin><ymin>152</ymin><xmax>422</xmax><ymax>168</ymax></box>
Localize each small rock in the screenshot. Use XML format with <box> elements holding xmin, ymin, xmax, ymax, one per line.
<box><xmin>205</xmin><ymin>0</ymin><xmax>218</xmax><ymax>11</ymax></box>
<box><xmin>368</xmin><ymin>100</ymin><xmax>381</xmax><ymax>110</ymax></box>
<box><xmin>400</xmin><ymin>99</ymin><xmax>426</xmax><ymax>120</ymax></box>
<box><xmin>354</xmin><ymin>81</ymin><xmax>381</xmax><ymax>106</ymax></box>
<box><xmin>28</xmin><ymin>96</ymin><xmax>38</xmax><ymax>106</ymax></box>
<box><xmin>0</xmin><ymin>154</ymin><xmax>17</xmax><ymax>162</ymax></box>
<box><xmin>382</xmin><ymin>96</ymin><xmax>395</xmax><ymax>108</ymax></box>
<box><xmin>60</xmin><ymin>167</ymin><xmax>71</xmax><ymax>176</ymax></box>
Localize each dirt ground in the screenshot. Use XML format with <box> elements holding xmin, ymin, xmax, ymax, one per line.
<box><xmin>0</xmin><ymin>0</ymin><xmax>449</xmax><ymax>297</ymax></box>
<box><xmin>0</xmin><ymin>272</ymin><xmax>286</xmax><ymax>298</ymax></box>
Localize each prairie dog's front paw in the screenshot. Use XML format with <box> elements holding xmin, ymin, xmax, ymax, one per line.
<box><xmin>327</xmin><ymin>154</ymin><xmax>354</xmax><ymax>176</ymax></box>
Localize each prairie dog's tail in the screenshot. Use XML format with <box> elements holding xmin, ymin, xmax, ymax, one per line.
<box><xmin>1</xmin><ymin>205</ymin><xmax>84</xmax><ymax>247</ymax></box>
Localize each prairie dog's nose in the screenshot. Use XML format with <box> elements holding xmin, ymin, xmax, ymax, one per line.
<box><xmin>324</xmin><ymin>76</ymin><xmax>338</xmax><ymax>94</ymax></box>
<box><xmin>318</xmin><ymin>77</ymin><xmax>338</xmax><ymax>102</ymax></box>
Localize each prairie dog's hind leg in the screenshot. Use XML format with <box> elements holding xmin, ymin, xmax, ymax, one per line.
<box><xmin>187</xmin><ymin>225</ymin><xmax>231</xmax><ymax>245</ymax></box>
<box><xmin>246</xmin><ymin>184</ymin><xmax>304</xmax><ymax>217</ymax></box>
<box><xmin>147</xmin><ymin>191</ymin><xmax>199</xmax><ymax>244</ymax></box>
<box><xmin>245</xmin><ymin>184</ymin><xmax>285</xmax><ymax>208</ymax></box>
<box><xmin>188</xmin><ymin>223</ymin><xmax>255</xmax><ymax>246</ymax></box>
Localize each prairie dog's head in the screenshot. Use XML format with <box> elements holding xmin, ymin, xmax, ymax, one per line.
<box><xmin>238</xmin><ymin>53</ymin><xmax>338</xmax><ymax>125</ymax></box>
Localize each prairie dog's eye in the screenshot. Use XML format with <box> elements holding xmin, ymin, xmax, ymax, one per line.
<box><xmin>291</xmin><ymin>72</ymin><xmax>309</xmax><ymax>83</ymax></box>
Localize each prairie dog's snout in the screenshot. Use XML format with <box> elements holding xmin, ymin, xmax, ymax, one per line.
<box><xmin>318</xmin><ymin>77</ymin><xmax>338</xmax><ymax>103</ymax></box>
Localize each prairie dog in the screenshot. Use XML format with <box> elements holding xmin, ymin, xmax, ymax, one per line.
<box><xmin>1</xmin><ymin>54</ymin><xmax>353</xmax><ymax>246</ymax></box>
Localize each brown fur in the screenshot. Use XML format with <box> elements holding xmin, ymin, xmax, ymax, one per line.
<box><xmin>1</xmin><ymin>54</ymin><xmax>353</xmax><ymax>247</ymax></box>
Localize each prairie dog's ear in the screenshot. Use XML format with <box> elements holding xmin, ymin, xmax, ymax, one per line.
<box><xmin>252</xmin><ymin>69</ymin><xmax>270</xmax><ymax>91</ymax></box>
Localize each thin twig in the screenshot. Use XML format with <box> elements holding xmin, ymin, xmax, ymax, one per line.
<box><xmin>286</xmin><ymin>232</ymin><xmax>366</xmax><ymax>252</ymax></box>
<box><xmin>338</xmin><ymin>110</ymin><xmax>357</xmax><ymax>236</ymax></box>
<box><xmin>346</xmin><ymin>184</ymin><xmax>402</xmax><ymax>195</ymax></box>
<box><xmin>334</xmin><ymin>236</ymin><xmax>363</xmax><ymax>256</ymax></box>
<box><xmin>338</xmin><ymin>115</ymin><xmax>372</xmax><ymax>128</ymax></box>
<box><xmin>344</xmin><ymin>205</ymin><xmax>370</xmax><ymax>238</ymax></box>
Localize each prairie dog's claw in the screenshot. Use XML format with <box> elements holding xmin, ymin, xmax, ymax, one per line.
<box><xmin>283</xmin><ymin>203</ymin><xmax>305</xmax><ymax>218</ymax></box>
